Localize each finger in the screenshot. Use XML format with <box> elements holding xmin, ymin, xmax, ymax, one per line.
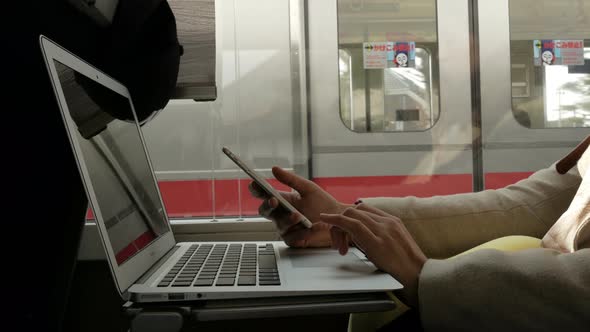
<box><xmin>285</xmin><ymin>213</ymin><xmax>308</xmax><ymax>235</ymax></box>
<box><xmin>331</xmin><ymin>227</ymin><xmax>349</xmax><ymax>255</ymax></box>
<box><xmin>281</xmin><ymin>227</ymin><xmax>312</xmax><ymax>248</ymax></box>
<box><xmin>329</xmin><ymin>224</ymin><xmax>363</xmax><ymax>256</ymax></box>
<box><xmin>330</xmin><ymin>226</ymin><xmax>339</xmax><ymax>250</ymax></box>
<box><xmin>338</xmin><ymin>229</ymin><xmax>349</xmax><ymax>255</ymax></box>
<box><xmin>275</xmin><ymin>210</ymin><xmax>306</xmax><ymax>235</ymax></box>
<box><xmin>272</xmin><ymin>166</ymin><xmax>318</xmax><ymax>196</ymax></box>
<box><xmin>248</xmin><ymin>181</ymin><xmax>270</xmax><ymax>199</ymax></box>
<box><xmin>343</xmin><ymin>232</ymin><xmax>352</xmax><ymax>255</ymax></box>
<box><xmin>355</xmin><ymin>203</ymin><xmax>395</xmax><ymax>218</ymax></box>
<box><xmin>259</xmin><ymin>200</ymin><xmax>293</xmax><ymax>225</ymax></box>
<box><xmin>329</xmin><ymin>226</ymin><xmax>347</xmax><ymax>252</ymax></box>
<box><xmin>258</xmin><ymin>199</ymin><xmax>275</xmax><ymax>219</ymax></box>
<box><xmin>258</xmin><ymin>198</ymin><xmax>289</xmax><ymax>221</ymax></box>
<box><xmin>319</xmin><ymin>213</ymin><xmax>378</xmax><ymax>246</ymax></box>
<box><xmin>342</xmin><ymin>207</ymin><xmax>381</xmax><ymax>230</ymax></box>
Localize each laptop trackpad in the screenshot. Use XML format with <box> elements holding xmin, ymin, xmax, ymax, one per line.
<box><xmin>286</xmin><ymin>248</ymin><xmax>377</xmax><ymax>273</ymax></box>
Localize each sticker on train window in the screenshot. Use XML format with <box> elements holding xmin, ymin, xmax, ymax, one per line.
<box><xmin>533</xmin><ymin>40</ymin><xmax>584</xmax><ymax>66</ymax></box>
<box><xmin>363</xmin><ymin>42</ymin><xmax>388</xmax><ymax>69</ymax></box>
<box><xmin>363</xmin><ymin>42</ymin><xmax>416</xmax><ymax>69</ymax></box>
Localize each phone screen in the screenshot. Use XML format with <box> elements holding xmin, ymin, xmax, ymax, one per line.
<box><xmin>222</xmin><ymin>147</ymin><xmax>312</xmax><ymax>228</ymax></box>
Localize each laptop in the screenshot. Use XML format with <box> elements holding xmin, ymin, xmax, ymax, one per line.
<box><xmin>40</xmin><ymin>35</ymin><xmax>402</xmax><ymax>303</ymax></box>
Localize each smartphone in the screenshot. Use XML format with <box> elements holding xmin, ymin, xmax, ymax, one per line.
<box><xmin>222</xmin><ymin>147</ymin><xmax>312</xmax><ymax>228</ymax></box>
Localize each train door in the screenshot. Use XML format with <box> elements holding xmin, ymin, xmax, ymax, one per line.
<box><xmin>307</xmin><ymin>0</ymin><xmax>475</xmax><ymax>202</ymax></box>
<box><xmin>478</xmin><ymin>0</ymin><xmax>590</xmax><ymax>189</ymax></box>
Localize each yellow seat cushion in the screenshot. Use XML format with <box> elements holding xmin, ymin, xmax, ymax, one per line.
<box><xmin>453</xmin><ymin>235</ymin><xmax>542</xmax><ymax>257</ymax></box>
<box><xmin>348</xmin><ymin>235</ymin><xmax>542</xmax><ymax>332</ymax></box>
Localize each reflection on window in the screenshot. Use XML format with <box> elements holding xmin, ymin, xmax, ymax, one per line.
<box><xmin>339</xmin><ymin>49</ymin><xmax>354</xmax><ymax>129</ymax></box>
<box><xmin>383</xmin><ymin>49</ymin><xmax>435</xmax><ymax>131</ymax></box>
<box><xmin>509</xmin><ymin>0</ymin><xmax>590</xmax><ymax>128</ymax></box>
<box><xmin>543</xmin><ymin>59</ymin><xmax>590</xmax><ymax>127</ymax></box>
<box><xmin>337</xmin><ymin>0</ymin><xmax>439</xmax><ymax>133</ymax></box>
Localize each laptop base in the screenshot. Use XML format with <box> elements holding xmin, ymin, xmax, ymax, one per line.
<box><xmin>125</xmin><ymin>292</ymin><xmax>396</xmax><ymax>331</ymax></box>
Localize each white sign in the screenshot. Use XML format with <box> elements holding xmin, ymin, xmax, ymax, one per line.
<box><xmin>363</xmin><ymin>42</ymin><xmax>416</xmax><ymax>69</ymax></box>
<box><xmin>363</xmin><ymin>42</ymin><xmax>388</xmax><ymax>69</ymax></box>
<box><xmin>533</xmin><ymin>40</ymin><xmax>585</xmax><ymax>66</ymax></box>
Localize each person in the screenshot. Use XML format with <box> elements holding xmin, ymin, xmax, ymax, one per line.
<box><xmin>5</xmin><ymin>1</ymin><xmax>180</xmax><ymax>331</ymax></box>
<box><xmin>249</xmin><ymin>136</ymin><xmax>590</xmax><ymax>330</ymax></box>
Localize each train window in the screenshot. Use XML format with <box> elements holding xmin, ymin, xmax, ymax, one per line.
<box><xmin>337</xmin><ymin>0</ymin><xmax>440</xmax><ymax>133</ymax></box>
<box><xmin>509</xmin><ymin>0</ymin><xmax>590</xmax><ymax>128</ymax></box>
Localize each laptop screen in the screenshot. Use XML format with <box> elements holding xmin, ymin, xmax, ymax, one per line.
<box><xmin>54</xmin><ymin>60</ymin><xmax>171</xmax><ymax>265</ymax></box>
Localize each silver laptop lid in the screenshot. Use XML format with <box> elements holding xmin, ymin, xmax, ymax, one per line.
<box><xmin>40</xmin><ymin>36</ymin><xmax>176</xmax><ymax>295</ymax></box>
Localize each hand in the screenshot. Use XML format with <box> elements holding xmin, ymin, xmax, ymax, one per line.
<box><xmin>250</xmin><ymin>166</ymin><xmax>350</xmax><ymax>248</ymax></box>
<box><xmin>320</xmin><ymin>204</ymin><xmax>427</xmax><ymax>308</ymax></box>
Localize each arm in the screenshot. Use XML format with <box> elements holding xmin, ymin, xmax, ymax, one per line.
<box><xmin>419</xmin><ymin>248</ymin><xmax>590</xmax><ymax>330</ymax></box>
<box><xmin>320</xmin><ymin>205</ymin><xmax>590</xmax><ymax>330</ymax></box>
<box><xmin>361</xmin><ymin>165</ymin><xmax>581</xmax><ymax>258</ymax></box>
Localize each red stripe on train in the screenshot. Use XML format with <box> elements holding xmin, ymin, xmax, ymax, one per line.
<box><xmin>87</xmin><ymin>172</ymin><xmax>534</xmax><ymax>219</ymax></box>
<box><xmin>158</xmin><ymin>179</ymin><xmax>292</xmax><ymax>217</ymax></box>
<box><xmin>485</xmin><ymin>172</ymin><xmax>534</xmax><ymax>189</ymax></box>
<box><xmin>315</xmin><ymin>174</ymin><xmax>473</xmax><ymax>203</ymax></box>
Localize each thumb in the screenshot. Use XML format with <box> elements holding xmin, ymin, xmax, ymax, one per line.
<box><xmin>272</xmin><ymin>166</ymin><xmax>317</xmax><ymax>195</ymax></box>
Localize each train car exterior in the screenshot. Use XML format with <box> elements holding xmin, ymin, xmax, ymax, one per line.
<box><xmin>101</xmin><ymin>0</ymin><xmax>589</xmax><ymax>221</ymax></box>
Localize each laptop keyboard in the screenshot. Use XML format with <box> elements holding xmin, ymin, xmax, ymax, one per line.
<box><xmin>157</xmin><ymin>243</ymin><xmax>280</xmax><ymax>287</ymax></box>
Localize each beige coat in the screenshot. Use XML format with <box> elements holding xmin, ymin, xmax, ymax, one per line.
<box><xmin>362</xmin><ymin>144</ymin><xmax>590</xmax><ymax>331</ymax></box>
<box><xmin>542</xmin><ymin>138</ymin><xmax>590</xmax><ymax>252</ymax></box>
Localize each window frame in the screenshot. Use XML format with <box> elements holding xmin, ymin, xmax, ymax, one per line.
<box><xmin>507</xmin><ymin>3</ymin><xmax>590</xmax><ymax>130</ymax></box>
<box><xmin>335</xmin><ymin>0</ymin><xmax>441</xmax><ymax>134</ymax></box>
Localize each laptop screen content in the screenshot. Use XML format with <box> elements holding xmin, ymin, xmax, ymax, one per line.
<box><xmin>54</xmin><ymin>60</ymin><xmax>170</xmax><ymax>265</ymax></box>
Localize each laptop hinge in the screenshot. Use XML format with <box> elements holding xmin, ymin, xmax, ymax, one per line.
<box><xmin>135</xmin><ymin>245</ymin><xmax>181</xmax><ymax>285</ymax></box>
